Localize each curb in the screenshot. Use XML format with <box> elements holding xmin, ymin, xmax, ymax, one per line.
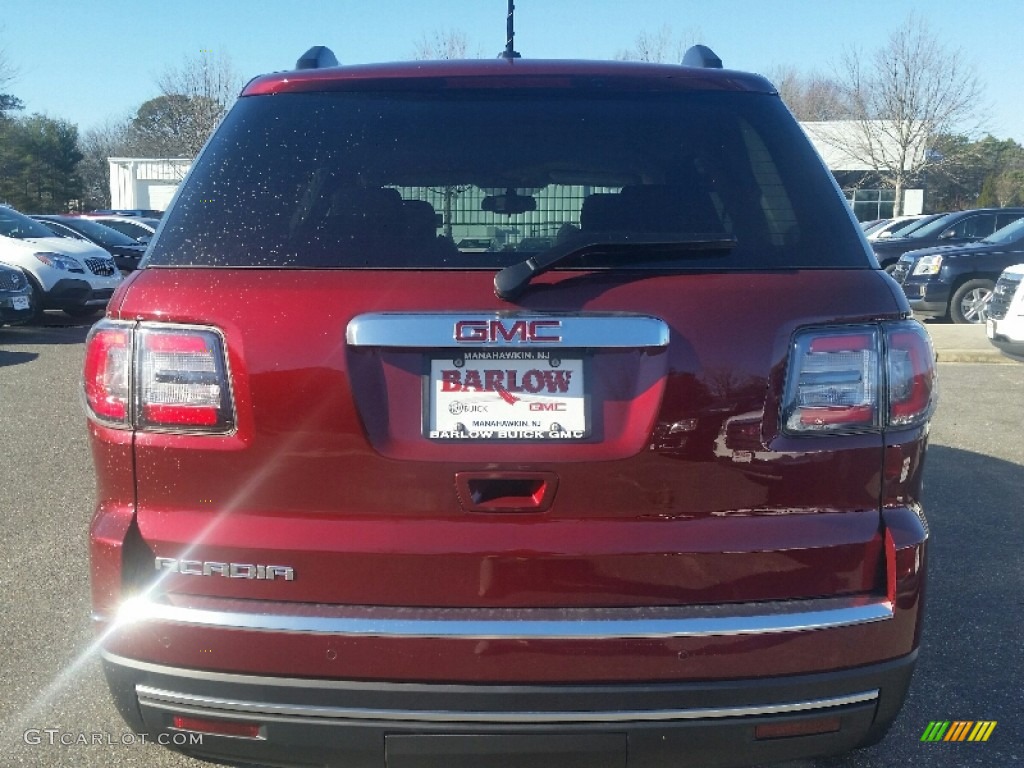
<box><xmin>922</xmin><ymin>322</ymin><xmax>1018</xmax><ymax>364</ymax></box>
<box><xmin>935</xmin><ymin>349</ymin><xmax>1015</xmax><ymax>364</ymax></box>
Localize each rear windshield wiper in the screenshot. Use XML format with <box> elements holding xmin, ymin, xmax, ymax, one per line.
<box><xmin>494</xmin><ymin>233</ymin><xmax>736</xmax><ymax>301</ymax></box>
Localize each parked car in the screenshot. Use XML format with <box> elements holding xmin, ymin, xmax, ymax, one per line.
<box><xmin>890</xmin><ymin>215</ymin><xmax>1024</xmax><ymax>323</ymax></box>
<box><xmin>89</xmin><ymin>208</ymin><xmax>164</xmax><ymax>218</ymax></box>
<box><xmin>515</xmin><ymin>235</ymin><xmax>555</xmax><ymax>251</ymax></box>
<box><xmin>0</xmin><ymin>205</ymin><xmax>121</xmax><ymax>319</ymax></box>
<box><xmin>32</xmin><ymin>215</ymin><xmax>147</xmax><ymax>273</ymax></box>
<box><xmin>866</xmin><ymin>214</ymin><xmax>941</xmax><ymax>241</ymax></box>
<box><xmin>987</xmin><ymin>263</ymin><xmax>1024</xmax><ymax>360</ymax></box>
<box><xmin>456</xmin><ymin>237</ymin><xmax>495</xmax><ymax>252</ymax></box>
<box><xmin>872</xmin><ymin>207</ymin><xmax>1024</xmax><ymax>269</ymax></box>
<box><xmin>81</xmin><ymin>215</ymin><xmax>160</xmax><ymax>244</ymax></box>
<box><xmin>82</xmin><ymin>48</ymin><xmax>935</xmax><ymax>768</ymax></box>
<box><xmin>0</xmin><ymin>262</ymin><xmax>34</xmax><ymax>325</ymax></box>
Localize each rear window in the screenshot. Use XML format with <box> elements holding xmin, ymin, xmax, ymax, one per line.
<box><xmin>50</xmin><ymin>218</ymin><xmax>141</xmax><ymax>248</ymax></box>
<box><xmin>147</xmin><ymin>88</ymin><xmax>869</xmax><ymax>270</ymax></box>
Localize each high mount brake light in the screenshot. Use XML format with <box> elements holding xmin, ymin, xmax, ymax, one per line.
<box><xmin>82</xmin><ymin>320</ymin><xmax>235</xmax><ymax>434</ymax></box>
<box><xmin>782</xmin><ymin>322</ymin><xmax>935</xmax><ymax>435</ymax></box>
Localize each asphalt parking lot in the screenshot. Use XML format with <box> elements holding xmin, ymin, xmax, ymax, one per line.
<box><xmin>0</xmin><ymin>314</ymin><xmax>1021</xmax><ymax>768</ymax></box>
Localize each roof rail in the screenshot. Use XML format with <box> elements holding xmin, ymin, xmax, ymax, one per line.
<box><xmin>681</xmin><ymin>45</ymin><xmax>723</xmax><ymax>69</ymax></box>
<box><xmin>296</xmin><ymin>46</ymin><xmax>339</xmax><ymax>70</ymax></box>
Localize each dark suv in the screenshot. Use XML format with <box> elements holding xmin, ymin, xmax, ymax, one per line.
<box><xmin>83</xmin><ymin>49</ymin><xmax>936</xmax><ymax>768</ymax></box>
<box><xmin>892</xmin><ymin>216</ymin><xmax>1024</xmax><ymax>323</ymax></box>
<box><xmin>872</xmin><ymin>207</ymin><xmax>1024</xmax><ymax>269</ymax></box>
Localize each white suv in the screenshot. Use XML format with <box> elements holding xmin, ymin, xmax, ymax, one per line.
<box><xmin>0</xmin><ymin>205</ymin><xmax>122</xmax><ymax>319</ymax></box>
<box><xmin>988</xmin><ymin>264</ymin><xmax>1024</xmax><ymax>361</ymax></box>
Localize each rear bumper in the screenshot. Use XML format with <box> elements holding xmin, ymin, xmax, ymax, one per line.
<box><xmin>45</xmin><ymin>278</ymin><xmax>115</xmax><ymax>309</ymax></box>
<box><xmin>103</xmin><ymin>650</ymin><xmax>917</xmax><ymax>768</ymax></box>
<box><xmin>0</xmin><ymin>291</ymin><xmax>33</xmax><ymax>324</ymax></box>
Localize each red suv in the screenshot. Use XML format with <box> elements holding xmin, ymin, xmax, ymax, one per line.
<box><xmin>83</xmin><ymin>47</ymin><xmax>935</xmax><ymax>768</ymax></box>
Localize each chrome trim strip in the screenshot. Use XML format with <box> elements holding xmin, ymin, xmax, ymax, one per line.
<box><xmin>136</xmin><ymin>685</ymin><xmax>878</xmax><ymax>724</ymax></box>
<box><xmin>345</xmin><ymin>312</ymin><xmax>670</xmax><ymax>348</ymax></box>
<box><xmin>116</xmin><ymin>595</ymin><xmax>893</xmax><ymax>639</ymax></box>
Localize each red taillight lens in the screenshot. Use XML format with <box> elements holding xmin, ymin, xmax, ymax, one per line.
<box><xmin>886</xmin><ymin>323</ymin><xmax>936</xmax><ymax>427</ymax></box>
<box><xmin>136</xmin><ymin>327</ymin><xmax>234</xmax><ymax>432</ymax></box>
<box><xmin>83</xmin><ymin>322</ymin><xmax>132</xmax><ymax>425</ymax></box>
<box><xmin>782</xmin><ymin>321</ymin><xmax>935</xmax><ymax>435</ymax></box>
<box><xmin>82</xmin><ymin>321</ymin><xmax>234</xmax><ymax>433</ymax></box>
<box><xmin>783</xmin><ymin>328</ymin><xmax>881</xmax><ymax>433</ymax></box>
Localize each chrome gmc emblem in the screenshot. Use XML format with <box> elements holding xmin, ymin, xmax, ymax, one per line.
<box><xmin>454</xmin><ymin>319</ymin><xmax>562</xmax><ymax>344</ymax></box>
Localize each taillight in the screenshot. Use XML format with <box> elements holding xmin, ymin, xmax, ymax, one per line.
<box><xmin>886</xmin><ymin>323</ymin><xmax>935</xmax><ymax>427</ymax></box>
<box><xmin>136</xmin><ymin>327</ymin><xmax>233</xmax><ymax>431</ymax></box>
<box><xmin>82</xmin><ymin>320</ymin><xmax>234</xmax><ymax>434</ymax></box>
<box><xmin>83</xmin><ymin>322</ymin><xmax>132</xmax><ymax>425</ymax></box>
<box><xmin>782</xmin><ymin>321</ymin><xmax>935</xmax><ymax>435</ymax></box>
<box><xmin>783</xmin><ymin>327</ymin><xmax>881</xmax><ymax>433</ymax></box>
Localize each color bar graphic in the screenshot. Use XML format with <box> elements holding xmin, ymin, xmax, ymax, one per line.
<box><xmin>921</xmin><ymin>721</ymin><xmax>996</xmax><ymax>742</ymax></box>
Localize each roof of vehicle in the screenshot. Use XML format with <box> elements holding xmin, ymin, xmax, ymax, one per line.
<box><xmin>84</xmin><ymin>214</ymin><xmax>161</xmax><ymax>228</ymax></box>
<box><xmin>242</xmin><ymin>58</ymin><xmax>777</xmax><ymax>97</ymax></box>
<box><xmin>32</xmin><ymin>214</ymin><xmax>146</xmax><ymax>246</ymax></box>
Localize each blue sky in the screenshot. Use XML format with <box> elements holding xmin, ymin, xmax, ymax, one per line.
<box><xmin>3</xmin><ymin>0</ymin><xmax>1023</xmax><ymax>141</ymax></box>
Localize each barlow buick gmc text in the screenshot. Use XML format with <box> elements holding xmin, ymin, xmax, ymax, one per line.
<box><xmin>82</xmin><ymin>44</ymin><xmax>935</xmax><ymax>768</ymax></box>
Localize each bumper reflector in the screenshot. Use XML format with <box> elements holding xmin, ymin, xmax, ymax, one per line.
<box><xmin>755</xmin><ymin>716</ymin><xmax>841</xmax><ymax>740</ymax></box>
<box><xmin>172</xmin><ymin>715</ymin><xmax>263</xmax><ymax>739</ymax></box>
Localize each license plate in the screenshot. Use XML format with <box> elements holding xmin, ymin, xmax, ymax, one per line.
<box><xmin>986</xmin><ymin>318</ymin><xmax>995</xmax><ymax>340</ymax></box>
<box><xmin>427</xmin><ymin>351</ymin><xmax>588</xmax><ymax>440</ymax></box>
<box><xmin>12</xmin><ymin>296</ymin><xmax>29</xmax><ymax>310</ymax></box>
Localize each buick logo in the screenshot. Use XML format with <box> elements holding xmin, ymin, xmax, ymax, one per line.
<box><xmin>449</xmin><ymin>401</ymin><xmax>488</xmax><ymax>414</ymax></box>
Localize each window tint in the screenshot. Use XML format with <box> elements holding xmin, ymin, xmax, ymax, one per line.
<box><xmin>38</xmin><ymin>221</ymin><xmax>87</xmax><ymax>240</ymax></box>
<box><xmin>0</xmin><ymin>207</ymin><xmax>59</xmax><ymax>240</ymax></box>
<box><xmin>147</xmin><ymin>89</ymin><xmax>870</xmax><ymax>270</ymax></box>
<box><xmin>996</xmin><ymin>212</ymin><xmax>1024</xmax><ymax>230</ymax></box>
<box><xmin>944</xmin><ymin>214</ymin><xmax>995</xmax><ymax>239</ymax></box>
<box><xmin>52</xmin><ymin>218</ymin><xmax>141</xmax><ymax>248</ymax></box>
<box><xmin>983</xmin><ymin>216</ymin><xmax>1024</xmax><ymax>245</ymax></box>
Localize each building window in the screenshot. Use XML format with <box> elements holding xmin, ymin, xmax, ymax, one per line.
<box><xmin>844</xmin><ymin>188</ymin><xmax>896</xmax><ymax>222</ymax></box>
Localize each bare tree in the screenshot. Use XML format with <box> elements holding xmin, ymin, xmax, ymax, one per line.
<box><xmin>615</xmin><ymin>25</ymin><xmax>702</xmax><ymax>64</ymax></box>
<box><xmin>412</xmin><ymin>29</ymin><xmax>473</xmax><ymax>60</ymax></box>
<box><xmin>0</xmin><ymin>41</ymin><xmax>23</xmax><ymax>118</ymax></box>
<box><xmin>132</xmin><ymin>50</ymin><xmax>243</xmax><ymax>158</ymax></box>
<box><xmin>768</xmin><ymin>66</ymin><xmax>851</xmax><ymax>121</ymax></box>
<box><xmin>831</xmin><ymin>16</ymin><xmax>985</xmax><ymax>215</ymax></box>
<box><xmin>78</xmin><ymin>117</ymin><xmax>133</xmax><ymax>209</ymax></box>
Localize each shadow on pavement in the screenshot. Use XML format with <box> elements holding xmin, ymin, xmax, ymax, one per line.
<box><xmin>790</xmin><ymin>443</ymin><xmax>1023</xmax><ymax>768</ymax></box>
<box><xmin>0</xmin><ymin>349</ymin><xmax>39</xmax><ymax>367</ymax></box>
<box><xmin>0</xmin><ymin>313</ymin><xmax>94</xmax><ymax>348</ymax></box>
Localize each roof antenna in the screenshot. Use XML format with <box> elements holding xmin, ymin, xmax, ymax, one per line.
<box><xmin>500</xmin><ymin>0</ymin><xmax>521</xmax><ymax>59</ymax></box>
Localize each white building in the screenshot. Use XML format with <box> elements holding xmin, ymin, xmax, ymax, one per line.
<box><xmin>108</xmin><ymin>158</ymin><xmax>192</xmax><ymax>212</ymax></box>
<box><xmin>800</xmin><ymin>121</ymin><xmax>926</xmax><ymax>219</ymax></box>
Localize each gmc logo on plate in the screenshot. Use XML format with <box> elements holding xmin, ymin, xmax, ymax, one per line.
<box><xmin>454</xmin><ymin>319</ymin><xmax>562</xmax><ymax>343</ymax></box>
